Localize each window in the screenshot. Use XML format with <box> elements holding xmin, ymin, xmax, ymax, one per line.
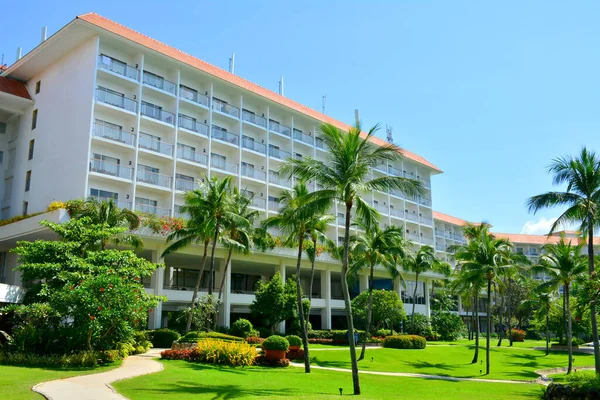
<box><xmin>139</xmin><ymin>132</ymin><xmax>161</xmax><ymax>152</ymax></box>
<box><xmin>100</xmin><ymin>54</ymin><xmax>126</xmax><ymax>75</ymax></box>
<box><xmin>516</xmin><ymin>247</ymin><xmax>524</xmax><ymax>255</ymax></box>
<box><xmin>0</xmin><ymin>252</ymin><xmax>5</xmax><ymax>283</ymax></box>
<box><xmin>0</xmin><ymin>151</ymin><xmax>3</xmax><ymax>165</ymax></box>
<box><xmin>89</xmin><ymin>188</ymin><xmax>118</xmax><ymax>201</ymax></box>
<box><xmin>211</xmin><ymin>153</ymin><xmax>227</xmax><ymax>169</ymax></box>
<box><xmin>35</xmin><ymin>80</ymin><xmax>41</xmax><ymax>94</ymax></box>
<box><xmin>31</xmin><ymin>109</ymin><xmax>38</xmax><ymax>130</ymax></box>
<box><xmin>136</xmin><ymin>197</ymin><xmax>157</xmax><ymax>207</ymax></box>
<box><xmin>28</xmin><ymin>140</ymin><xmax>35</xmax><ymax>160</ymax></box>
<box><xmin>402</xmin><ymin>281</ymin><xmax>426</xmax><ymax>305</ymax></box>
<box><xmin>3</xmin><ymin>177</ymin><xmax>13</xmax><ymax>201</ymax></box>
<box><xmin>22</xmin><ymin>201</ymin><xmax>28</xmax><ymax>216</ymax></box>
<box><xmin>137</xmin><ymin>164</ymin><xmax>160</xmax><ymax>185</ymax></box>
<box><xmin>25</xmin><ymin>170</ymin><xmax>31</xmax><ymax>192</ymax></box>
<box><xmin>0</xmin><ymin>122</ymin><xmax>6</xmax><ymax>134</ymax></box>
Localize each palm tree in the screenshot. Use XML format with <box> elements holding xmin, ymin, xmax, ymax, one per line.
<box><xmin>403</xmin><ymin>245</ymin><xmax>451</xmax><ymax>333</ymax></box>
<box><xmin>306</xmin><ymin>214</ymin><xmax>334</xmax><ymax>303</ymax></box>
<box><xmin>349</xmin><ymin>223</ymin><xmax>408</xmax><ymax>360</ymax></box>
<box><xmin>523</xmin><ymin>289</ymin><xmax>554</xmax><ymax>356</ymax></box>
<box><xmin>534</xmin><ymin>237</ymin><xmax>587</xmax><ymax>373</ymax></box>
<box><xmin>527</xmin><ymin>147</ymin><xmax>600</xmax><ymax>373</ymax></box>
<box><xmin>263</xmin><ymin>182</ymin><xmax>332</xmax><ymax>373</ymax></box>
<box><xmin>280</xmin><ymin>123</ymin><xmax>422</xmax><ymax>394</ymax></box>
<box><xmin>452</xmin><ymin>223</ymin><xmax>513</xmax><ymax>375</ymax></box>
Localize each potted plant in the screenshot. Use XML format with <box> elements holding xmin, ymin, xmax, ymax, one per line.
<box><xmin>285</xmin><ymin>335</ymin><xmax>302</xmax><ymax>351</ymax></box>
<box><xmin>262</xmin><ymin>335</ymin><xmax>289</xmax><ymax>361</ymax></box>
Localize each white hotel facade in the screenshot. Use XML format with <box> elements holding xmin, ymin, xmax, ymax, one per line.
<box><xmin>0</xmin><ymin>13</ymin><xmax>565</xmax><ymax>331</ymax></box>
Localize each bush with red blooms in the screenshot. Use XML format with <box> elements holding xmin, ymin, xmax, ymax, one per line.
<box><xmin>245</xmin><ymin>336</ymin><xmax>264</xmax><ymax>345</ymax></box>
<box><xmin>286</xmin><ymin>348</ymin><xmax>305</xmax><ymax>360</ymax></box>
<box><xmin>308</xmin><ymin>338</ymin><xmax>334</xmax><ymax>345</ymax></box>
<box><xmin>161</xmin><ymin>349</ymin><xmax>193</xmax><ymax>360</ymax></box>
<box><xmin>254</xmin><ymin>354</ymin><xmax>290</xmax><ymax>367</ymax></box>
<box><xmin>508</xmin><ymin>329</ymin><xmax>526</xmax><ymax>342</ymax></box>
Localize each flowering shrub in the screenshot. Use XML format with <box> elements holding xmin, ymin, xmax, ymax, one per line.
<box><xmin>308</xmin><ymin>338</ymin><xmax>334</xmax><ymax>345</ymax></box>
<box><xmin>383</xmin><ymin>335</ymin><xmax>427</xmax><ymax>349</ymax></box>
<box><xmin>46</xmin><ymin>201</ymin><xmax>66</xmax><ymax>212</ymax></box>
<box><xmin>254</xmin><ymin>354</ymin><xmax>290</xmax><ymax>367</ymax></box>
<box><xmin>286</xmin><ymin>348</ymin><xmax>305</xmax><ymax>360</ymax></box>
<box><xmin>245</xmin><ymin>336</ymin><xmax>264</xmax><ymax>345</ymax></box>
<box><xmin>508</xmin><ymin>329</ymin><xmax>526</xmax><ymax>342</ymax></box>
<box><xmin>161</xmin><ymin>349</ymin><xmax>193</xmax><ymax>360</ymax></box>
<box><xmin>139</xmin><ymin>213</ymin><xmax>185</xmax><ymax>235</ymax></box>
<box><xmin>161</xmin><ymin>340</ymin><xmax>255</xmax><ymax>366</ymax></box>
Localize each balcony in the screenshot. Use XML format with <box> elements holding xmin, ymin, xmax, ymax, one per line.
<box><xmin>375</xmin><ymin>163</ymin><xmax>388</xmax><ymax>174</ymax></box>
<box><xmin>407</xmin><ymin>233</ymin><xmax>420</xmax><ymax>243</ymax></box>
<box><xmin>177</xmin><ymin>146</ymin><xmax>208</xmax><ymax>166</ymax></box>
<box><xmin>421</xmin><ymin>237</ymin><xmax>434</xmax><ymax>246</ymax></box>
<box><xmin>241</xmin><ymin>165</ymin><xmax>266</xmax><ymax>181</ymax></box>
<box><xmin>138</xmin><ymin>135</ymin><xmax>174</xmax><ymax>157</ymax></box>
<box><xmin>92</xmin><ymin>122</ymin><xmax>135</xmax><ymax>146</ymax></box>
<box><xmin>435</xmin><ymin>243</ymin><xmax>445</xmax><ymax>251</ymax></box>
<box><xmin>136</xmin><ymin>169</ymin><xmax>173</xmax><ymax>188</ymax></box>
<box><xmin>141</xmin><ymin>102</ymin><xmax>176</xmax><ymax>126</ymax></box>
<box><xmin>179</xmin><ymin>114</ymin><xmax>209</xmax><ymax>136</ymax></box>
<box><xmin>89</xmin><ymin>159</ymin><xmax>133</xmax><ymax>180</ymax></box>
<box><xmin>174</xmin><ymin>205</ymin><xmax>190</xmax><ymax>219</ymax></box>
<box><xmin>269</xmin><ymin>171</ymin><xmax>291</xmax><ymax>188</ymax></box>
<box><xmin>180</xmin><ymin>85</ymin><xmax>209</xmax><ymax>107</ymax></box>
<box><xmin>250</xmin><ymin>197</ymin><xmax>266</xmax><ymax>209</ymax></box>
<box><xmin>453</xmin><ymin>233</ymin><xmax>464</xmax><ymax>242</ymax></box>
<box><xmin>435</xmin><ymin>229</ymin><xmax>444</xmax><ymax>238</ymax></box>
<box><xmin>371</xmin><ymin>202</ymin><xmax>388</xmax><ymax>214</ymax></box>
<box><xmin>419</xmin><ymin>196</ymin><xmax>432</xmax><ymax>207</ymax></box>
<box><xmin>242</xmin><ymin>110</ymin><xmax>267</xmax><ymax>129</ymax></box>
<box><xmin>269</xmin><ymin>120</ymin><xmax>291</xmax><ymax>137</ymax></box>
<box><xmin>390</xmin><ymin>208</ymin><xmax>404</xmax><ymax>219</ymax></box>
<box><xmin>293</xmin><ymin>130</ymin><xmax>314</xmax><ymax>146</ymax></box>
<box><xmin>390</xmin><ymin>189</ymin><xmax>403</xmax><ymax>198</ymax></box>
<box><xmin>269</xmin><ymin>200</ymin><xmax>283</xmax><ymax>212</ymax></box>
<box><xmin>337</xmin><ymin>216</ymin><xmax>346</xmax><ymax>226</ymax></box>
<box><xmin>242</xmin><ymin>136</ymin><xmax>266</xmax><ymax>154</ymax></box>
<box><xmin>135</xmin><ymin>203</ymin><xmax>171</xmax><ymax>217</ymax></box>
<box><xmin>268</xmin><ymin>145</ymin><xmax>291</xmax><ymax>160</ymax></box>
<box><xmin>211</xmin><ymin>156</ymin><xmax>238</xmax><ymax>174</ymax></box>
<box><xmin>419</xmin><ymin>178</ymin><xmax>431</xmax><ymax>189</ymax></box>
<box><xmin>529</xmin><ymin>249</ymin><xmax>540</xmax><ymax>257</ymax></box>
<box><xmin>97</xmin><ymin>55</ymin><xmax>139</xmax><ymax>81</ymax></box>
<box><xmin>175</xmin><ymin>178</ymin><xmax>196</xmax><ymax>192</ymax></box>
<box><xmin>212</xmin><ymin>97</ymin><xmax>239</xmax><ymax>118</ymax></box>
<box><xmin>388</xmin><ymin>166</ymin><xmax>402</xmax><ymax>177</ymax></box>
<box><xmin>406</xmin><ymin>213</ymin><xmax>419</xmax><ymax>223</ymax></box>
<box><xmin>96</xmin><ymin>87</ymin><xmax>137</xmax><ymax>113</ymax></box>
<box><xmin>143</xmin><ymin>71</ymin><xmax>176</xmax><ymax>95</ymax></box>
<box><xmin>89</xmin><ymin>196</ymin><xmax>133</xmax><ymax>210</ymax></box>
<box><xmin>315</xmin><ymin>137</ymin><xmax>327</xmax><ymax>151</ymax></box>
<box><xmin>211</xmin><ymin>127</ymin><xmax>239</xmax><ymax>146</ymax></box>
<box><xmin>420</xmin><ymin>216</ymin><xmax>433</xmax><ymax>225</ymax></box>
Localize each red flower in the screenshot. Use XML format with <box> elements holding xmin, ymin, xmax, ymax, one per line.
<box><xmin>99</xmin><ymin>287</ymin><xmax>105</xmax><ymax>292</ymax></box>
<box><xmin>90</xmin><ymin>315</ymin><xmax>96</xmax><ymax>320</ymax></box>
<box><xmin>148</xmin><ymin>309</ymin><xmax>153</xmax><ymax>312</ymax></box>
<box><xmin>109</xmin><ymin>284</ymin><xmax>113</xmax><ymax>289</ymax></box>
<box><xmin>97</xmin><ymin>306</ymin><xmax>102</xmax><ymax>311</ymax></box>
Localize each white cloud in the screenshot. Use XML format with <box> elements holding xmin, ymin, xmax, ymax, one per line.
<box><xmin>520</xmin><ymin>217</ymin><xmax>560</xmax><ymax>235</ymax></box>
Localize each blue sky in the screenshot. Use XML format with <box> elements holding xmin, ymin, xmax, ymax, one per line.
<box><xmin>2</xmin><ymin>1</ymin><xmax>599</xmax><ymax>234</ymax></box>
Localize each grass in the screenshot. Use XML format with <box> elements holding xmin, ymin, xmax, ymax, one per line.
<box><xmin>0</xmin><ymin>361</ymin><xmax>122</xmax><ymax>400</ymax></box>
<box><xmin>549</xmin><ymin>369</ymin><xmax>596</xmax><ymax>384</ymax></box>
<box><xmin>114</xmin><ymin>360</ymin><xmax>543</xmax><ymax>400</ymax></box>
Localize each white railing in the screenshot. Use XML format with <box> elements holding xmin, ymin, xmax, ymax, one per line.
<box><xmin>375</xmin><ymin>162</ymin><xmax>388</xmax><ymax>173</ymax></box>
<box><xmin>421</xmin><ymin>237</ymin><xmax>434</xmax><ymax>246</ymax></box>
<box><xmin>268</xmin><ymin>146</ymin><xmax>291</xmax><ymax>160</ymax></box>
<box><xmin>89</xmin><ymin>159</ymin><xmax>133</xmax><ymax>180</ymax></box>
<box><xmin>420</xmin><ymin>216</ymin><xmax>433</xmax><ymax>225</ymax></box>
<box><xmin>97</xmin><ymin>55</ymin><xmax>139</xmax><ymax>81</ymax></box>
<box><xmin>136</xmin><ymin>169</ymin><xmax>172</xmax><ymax>188</ymax></box>
<box><xmin>143</xmin><ymin>71</ymin><xmax>176</xmax><ymax>94</ymax></box>
<box><xmin>407</xmin><ymin>233</ymin><xmax>420</xmax><ymax>243</ymax></box>
<box><xmin>371</xmin><ymin>202</ymin><xmax>389</xmax><ymax>214</ymax></box>
<box><xmin>242</xmin><ymin>110</ymin><xmax>267</xmax><ymax>128</ymax></box>
<box><xmin>241</xmin><ymin>165</ymin><xmax>266</xmax><ymax>181</ymax></box>
<box><xmin>419</xmin><ymin>178</ymin><xmax>431</xmax><ymax>189</ymax></box>
<box><xmin>453</xmin><ymin>233</ymin><xmax>464</xmax><ymax>242</ymax></box>
<box><xmin>88</xmin><ymin>196</ymin><xmax>133</xmax><ymax>211</ymax></box>
<box><xmin>406</xmin><ymin>213</ymin><xmax>419</xmax><ymax>223</ymax></box>
<box><xmin>269</xmin><ymin>171</ymin><xmax>291</xmax><ymax>188</ymax></box>
<box><xmin>269</xmin><ymin>120</ymin><xmax>291</xmax><ymax>137</ymax></box>
<box><xmin>419</xmin><ymin>196</ymin><xmax>432</xmax><ymax>207</ymax></box>
<box><xmin>315</xmin><ymin>137</ymin><xmax>327</xmax><ymax>150</ymax></box>
<box><xmin>174</xmin><ymin>205</ymin><xmax>190</xmax><ymax>219</ymax></box>
<box><xmin>177</xmin><ymin>146</ymin><xmax>208</xmax><ymax>166</ymax></box>
<box><xmin>135</xmin><ymin>203</ymin><xmax>171</xmax><ymax>217</ymax></box>
<box><xmin>96</xmin><ymin>87</ymin><xmax>137</xmax><ymax>113</ymax></box>
<box><xmin>179</xmin><ymin>85</ymin><xmax>209</xmax><ymax>107</ymax></box>
<box><xmin>175</xmin><ymin>178</ymin><xmax>196</xmax><ymax>192</ymax></box>
<box><xmin>211</xmin><ymin>127</ymin><xmax>239</xmax><ymax>146</ymax></box>
<box><xmin>436</xmin><ymin>243</ymin><xmax>445</xmax><ymax>251</ymax></box>
<box><xmin>211</xmin><ymin>156</ymin><xmax>238</xmax><ymax>174</ymax></box>
<box><xmin>242</xmin><ymin>136</ymin><xmax>266</xmax><ymax>154</ymax></box>
<box><xmin>268</xmin><ymin>200</ymin><xmax>283</xmax><ymax>212</ymax></box>
<box><xmin>390</xmin><ymin>189</ymin><xmax>403</xmax><ymax>198</ymax></box>
<box><xmin>141</xmin><ymin>102</ymin><xmax>176</xmax><ymax>126</ymax></box>
<box><xmin>293</xmin><ymin>130</ymin><xmax>314</xmax><ymax>145</ymax></box>
<box><xmin>388</xmin><ymin>166</ymin><xmax>402</xmax><ymax>176</ymax></box>
<box><xmin>390</xmin><ymin>208</ymin><xmax>404</xmax><ymax>219</ymax></box>
<box><xmin>179</xmin><ymin>114</ymin><xmax>209</xmax><ymax>136</ymax></box>
<box><xmin>138</xmin><ymin>135</ymin><xmax>174</xmax><ymax>156</ymax></box>
<box><xmin>93</xmin><ymin>122</ymin><xmax>135</xmax><ymax>146</ymax></box>
<box><xmin>212</xmin><ymin>97</ymin><xmax>239</xmax><ymax>118</ymax></box>
<box><xmin>250</xmin><ymin>197</ymin><xmax>266</xmax><ymax>209</ymax></box>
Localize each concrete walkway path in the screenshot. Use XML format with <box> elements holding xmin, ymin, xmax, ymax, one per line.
<box><xmin>33</xmin><ymin>348</ymin><xmax>164</xmax><ymax>400</ymax></box>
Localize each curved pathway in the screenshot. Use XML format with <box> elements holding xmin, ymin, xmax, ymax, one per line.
<box><xmin>33</xmin><ymin>348</ymin><xmax>164</xmax><ymax>400</ymax></box>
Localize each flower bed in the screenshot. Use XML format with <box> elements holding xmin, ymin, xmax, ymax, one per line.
<box><xmin>161</xmin><ymin>339</ymin><xmax>255</xmax><ymax>366</ymax></box>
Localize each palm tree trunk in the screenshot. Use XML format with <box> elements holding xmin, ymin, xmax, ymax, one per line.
<box><xmin>497</xmin><ymin>292</ymin><xmax>504</xmax><ymax>347</ymax></box>
<box><xmin>213</xmin><ymin>247</ymin><xmax>233</xmax><ymax>331</ymax></box>
<box><xmin>295</xmin><ymin>236</ymin><xmax>311</xmax><ymax>373</ymax></box>
<box><xmin>358</xmin><ymin>263</ymin><xmax>375</xmax><ymax>361</ymax></box>
<box><xmin>562</xmin><ymin>294</ymin><xmax>567</xmax><ymax>344</ymax></box>
<box><xmin>185</xmin><ymin>240</ymin><xmax>210</xmax><ymax>334</ymax></box>
<box><xmin>566</xmin><ymin>283</ymin><xmax>573</xmax><ymax>374</ymax></box>
<box><xmin>472</xmin><ymin>295</ymin><xmax>479</xmax><ymax>364</ymax></box>
<box><xmin>342</xmin><ymin>202</ymin><xmax>360</xmax><ymax>395</ymax></box>
<box><xmin>486</xmin><ymin>279</ymin><xmax>491</xmax><ymax>375</ymax></box>
<box><xmin>588</xmin><ymin>225</ymin><xmax>600</xmax><ymax>374</ymax></box>
<box><xmin>507</xmin><ymin>298</ymin><xmax>513</xmax><ymax>347</ymax></box>
<box><xmin>545</xmin><ymin>309</ymin><xmax>550</xmax><ymax>356</ymax></box>
<box><xmin>466</xmin><ymin>303</ymin><xmax>472</xmax><ymax>341</ymax></box>
<box><xmin>411</xmin><ymin>273</ymin><xmax>419</xmax><ymax>333</ymax></box>
<box><xmin>308</xmin><ymin>238</ymin><xmax>317</xmax><ymax>303</ymax></box>
<box><xmin>208</xmin><ymin>220</ymin><xmax>221</xmax><ymax>296</ymax></box>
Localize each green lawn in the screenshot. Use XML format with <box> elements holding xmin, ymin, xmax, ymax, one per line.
<box><xmin>114</xmin><ymin>360</ymin><xmax>543</xmax><ymax>400</ymax></box>
<box><xmin>548</xmin><ymin>369</ymin><xmax>596</xmax><ymax>384</ymax></box>
<box><xmin>0</xmin><ymin>362</ymin><xmax>122</xmax><ymax>400</ymax></box>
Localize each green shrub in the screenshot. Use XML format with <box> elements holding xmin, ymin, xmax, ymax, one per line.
<box><xmin>0</xmin><ymin>350</ymin><xmax>102</xmax><ymax>367</ymax></box>
<box><xmin>257</xmin><ymin>327</ymin><xmax>272</xmax><ymax>339</ymax></box>
<box><xmin>544</xmin><ymin>372</ymin><xmax>600</xmax><ymax>399</ymax></box>
<box><xmin>285</xmin><ymin>335</ymin><xmax>302</xmax><ymax>347</ymax></box>
<box><xmin>98</xmin><ymin>350</ymin><xmax>122</xmax><ymax>363</ymax></box>
<box><xmin>148</xmin><ymin>328</ymin><xmax>180</xmax><ymax>348</ymax></box>
<box><xmin>167</xmin><ymin>340</ymin><xmax>256</xmax><ymax>366</ymax></box>
<box><xmin>262</xmin><ymin>335</ymin><xmax>289</xmax><ymax>351</ymax></box>
<box><xmin>406</xmin><ymin>313</ymin><xmax>433</xmax><ymax>338</ymax></box>
<box><xmin>383</xmin><ymin>335</ymin><xmax>427</xmax><ymax>349</ymax></box>
<box><xmin>116</xmin><ymin>342</ymin><xmax>135</xmax><ymax>358</ymax></box>
<box><xmin>374</xmin><ymin>329</ymin><xmax>393</xmax><ymax>337</ymax></box>
<box><xmin>307</xmin><ymin>330</ymin><xmax>366</xmax><ymax>343</ymax></box>
<box><xmin>430</xmin><ymin>311</ymin><xmax>467</xmax><ymax>341</ymax></box>
<box><xmin>180</xmin><ymin>331</ymin><xmax>244</xmax><ymax>343</ymax></box>
<box><xmin>230</xmin><ymin>319</ymin><xmax>254</xmax><ymax>338</ymax></box>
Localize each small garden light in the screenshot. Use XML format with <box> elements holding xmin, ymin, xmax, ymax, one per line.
<box><xmin>339</xmin><ymin>388</ymin><xmax>343</xmax><ymax>395</ymax></box>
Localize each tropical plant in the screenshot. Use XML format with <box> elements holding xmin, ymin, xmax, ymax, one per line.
<box><xmin>280</xmin><ymin>122</ymin><xmax>422</xmax><ymax>394</ymax></box>
<box><xmin>175</xmin><ymin>294</ymin><xmax>220</xmax><ymax>332</ymax></box>
<box><xmin>527</xmin><ymin>147</ymin><xmax>600</xmax><ymax>373</ymax></box>
<box><xmin>305</xmin><ymin>214</ymin><xmax>335</xmax><ymax>303</ymax></box>
<box><xmin>250</xmin><ymin>272</ymin><xmax>296</xmax><ymax>334</ymax></box>
<box><xmin>450</xmin><ymin>265</ymin><xmax>484</xmax><ymax>361</ymax></box>
<box><xmin>351</xmin><ymin>289</ymin><xmax>406</xmax><ymax>334</ymax></box>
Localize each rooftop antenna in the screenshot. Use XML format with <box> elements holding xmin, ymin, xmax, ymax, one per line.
<box><xmin>229</xmin><ymin>52</ymin><xmax>235</xmax><ymax>74</ymax></box>
<box><xmin>386</xmin><ymin>125</ymin><xmax>394</xmax><ymax>144</ymax></box>
<box><xmin>322</xmin><ymin>95</ymin><xmax>327</xmax><ymax>113</ymax></box>
<box><xmin>278</xmin><ymin>76</ymin><xmax>284</xmax><ymax>96</ymax></box>
<box><xmin>41</xmin><ymin>26</ymin><xmax>47</xmax><ymax>43</ymax></box>
<box><xmin>354</xmin><ymin>109</ymin><xmax>360</xmax><ymax>127</ymax></box>
<box><xmin>16</xmin><ymin>47</ymin><xmax>22</xmax><ymax>61</ymax></box>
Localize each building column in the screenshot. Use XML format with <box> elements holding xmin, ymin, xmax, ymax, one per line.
<box><xmin>424</xmin><ymin>280</ymin><xmax>431</xmax><ymax>318</ymax></box>
<box><xmin>219</xmin><ymin>257</ymin><xmax>232</xmax><ymax>328</ymax></box>
<box><xmin>359</xmin><ymin>274</ymin><xmax>368</xmax><ymax>293</ymax></box>
<box><xmin>394</xmin><ymin>276</ymin><xmax>402</xmax><ymax>299</ymax></box>
<box><xmin>148</xmin><ymin>248</ymin><xmax>165</xmax><ymax>329</ymax></box>
<box><xmin>321</xmin><ymin>269</ymin><xmax>331</xmax><ymax>329</ymax></box>
<box><xmin>278</xmin><ymin>261</ymin><xmax>286</xmax><ymax>334</ymax></box>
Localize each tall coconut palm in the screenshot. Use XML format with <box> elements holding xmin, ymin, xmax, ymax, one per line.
<box><xmin>452</xmin><ymin>223</ymin><xmax>513</xmax><ymax>375</ymax></box>
<box><xmin>527</xmin><ymin>147</ymin><xmax>600</xmax><ymax>372</ymax></box>
<box><xmin>534</xmin><ymin>237</ymin><xmax>587</xmax><ymax>373</ymax></box>
<box><xmin>280</xmin><ymin>123</ymin><xmax>422</xmax><ymax>394</ymax></box>
<box><xmin>403</xmin><ymin>245</ymin><xmax>451</xmax><ymax>333</ymax></box>
<box><xmin>523</xmin><ymin>289</ymin><xmax>554</xmax><ymax>356</ymax></box>
<box><xmin>349</xmin><ymin>223</ymin><xmax>408</xmax><ymax>360</ymax></box>
<box><xmin>263</xmin><ymin>182</ymin><xmax>332</xmax><ymax>373</ymax></box>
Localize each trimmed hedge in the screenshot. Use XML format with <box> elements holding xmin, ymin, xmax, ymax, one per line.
<box><xmin>0</xmin><ymin>350</ymin><xmax>106</xmax><ymax>367</ymax></box>
<box><xmin>148</xmin><ymin>329</ymin><xmax>181</xmax><ymax>348</ymax></box>
<box><xmin>179</xmin><ymin>331</ymin><xmax>244</xmax><ymax>343</ymax></box>
<box><xmin>262</xmin><ymin>335</ymin><xmax>289</xmax><ymax>351</ymax></box>
<box><xmin>230</xmin><ymin>319</ymin><xmax>254</xmax><ymax>338</ymax></box>
<box><xmin>307</xmin><ymin>330</ymin><xmax>366</xmax><ymax>344</ymax></box>
<box><xmin>383</xmin><ymin>335</ymin><xmax>426</xmax><ymax>349</ymax></box>
<box><xmin>285</xmin><ymin>335</ymin><xmax>302</xmax><ymax>347</ymax></box>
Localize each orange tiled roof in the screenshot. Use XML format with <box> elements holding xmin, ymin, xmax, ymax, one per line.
<box><xmin>494</xmin><ymin>232</ymin><xmax>600</xmax><ymax>246</ymax></box>
<box><xmin>433</xmin><ymin>211</ymin><xmax>469</xmax><ymax>226</ymax></box>
<box><xmin>76</xmin><ymin>12</ymin><xmax>442</xmax><ymax>173</ymax></box>
<box><xmin>0</xmin><ymin>76</ymin><xmax>31</xmax><ymax>100</ymax></box>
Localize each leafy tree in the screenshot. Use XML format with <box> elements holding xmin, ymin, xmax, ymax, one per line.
<box><xmin>250</xmin><ymin>272</ymin><xmax>295</xmax><ymax>334</ymax></box>
<box><xmin>431</xmin><ymin>311</ymin><xmax>467</xmax><ymax>341</ymax></box>
<box><xmin>431</xmin><ymin>290</ymin><xmax>458</xmax><ymax>312</ymax></box>
<box><xmin>176</xmin><ymin>294</ymin><xmax>220</xmax><ymax>332</ymax></box>
<box><xmin>281</xmin><ymin>122</ymin><xmax>422</xmax><ymax>395</ymax></box>
<box><xmin>351</xmin><ymin>289</ymin><xmax>405</xmax><ymax>334</ymax></box>
<box><xmin>527</xmin><ymin>147</ymin><xmax>600</xmax><ymax>373</ymax></box>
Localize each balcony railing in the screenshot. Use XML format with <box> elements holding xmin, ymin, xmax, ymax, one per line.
<box><xmin>242</xmin><ymin>110</ymin><xmax>266</xmax><ymax>128</ymax></box>
<box><xmin>250</xmin><ymin>197</ymin><xmax>266</xmax><ymax>209</ymax></box>
<box><xmin>269</xmin><ymin>121</ymin><xmax>291</xmax><ymax>137</ymax></box>
<box><xmin>180</xmin><ymin>85</ymin><xmax>209</xmax><ymax>107</ymax></box>
<box><xmin>135</xmin><ymin>203</ymin><xmax>171</xmax><ymax>217</ymax></box>
<box><xmin>421</xmin><ymin>237</ymin><xmax>434</xmax><ymax>246</ymax></box>
<box><xmin>390</xmin><ymin>189</ymin><xmax>403</xmax><ymax>198</ymax></box>
<box><xmin>97</xmin><ymin>55</ymin><xmax>139</xmax><ymax>81</ymax></box>
<box><xmin>293</xmin><ymin>130</ymin><xmax>314</xmax><ymax>145</ymax></box>
<box><xmin>419</xmin><ymin>178</ymin><xmax>431</xmax><ymax>189</ymax></box>
<box><xmin>143</xmin><ymin>72</ymin><xmax>176</xmax><ymax>94</ymax></box>
<box><xmin>453</xmin><ymin>233</ymin><xmax>464</xmax><ymax>242</ymax></box>
<box><xmin>407</xmin><ymin>233</ymin><xmax>420</xmax><ymax>243</ymax></box>
<box><xmin>388</xmin><ymin>166</ymin><xmax>402</xmax><ymax>177</ymax></box>
<box><xmin>435</xmin><ymin>243</ymin><xmax>445</xmax><ymax>251</ymax></box>
<box><xmin>419</xmin><ymin>196</ymin><xmax>432</xmax><ymax>207</ymax></box>
<box><xmin>174</xmin><ymin>205</ymin><xmax>190</xmax><ymax>219</ymax></box>
<box><xmin>93</xmin><ymin>122</ymin><xmax>135</xmax><ymax>146</ymax></box>
<box><xmin>211</xmin><ymin>156</ymin><xmax>238</xmax><ymax>174</ymax></box>
<box><xmin>390</xmin><ymin>208</ymin><xmax>404</xmax><ymax>219</ymax></box>
<box><xmin>136</xmin><ymin>169</ymin><xmax>173</xmax><ymax>188</ymax></box>
<box><xmin>375</xmin><ymin>163</ymin><xmax>388</xmax><ymax>173</ymax></box>
<box><xmin>242</xmin><ymin>136</ymin><xmax>266</xmax><ymax>154</ymax></box>
<box><xmin>268</xmin><ymin>146</ymin><xmax>291</xmax><ymax>160</ymax></box>
<box><xmin>175</xmin><ymin>178</ymin><xmax>196</xmax><ymax>192</ymax></box>
<box><xmin>138</xmin><ymin>135</ymin><xmax>174</xmax><ymax>156</ymax></box>
<box><xmin>89</xmin><ymin>159</ymin><xmax>133</xmax><ymax>180</ymax></box>
<box><xmin>141</xmin><ymin>103</ymin><xmax>176</xmax><ymax>126</ymax></box>
<box><xmin>529</xmin><ymin>249</ymin><xmax>540</xmax><ymax>256</ymax></box>
<box><xmin>177</xmin><ymin>146</ymin><xmax>208</xmax><ymax>166</ymax></box>
<box><xmin>88</xmin><ymin>196</ymin><xmax>133</xmax><ymax>210</ymax></box>
<box><xmin>269</xmin><ymin>171</ymin><xmax>291</xmax><ymax>188</ymax></box>
<box><xmin>212</xmin><ymin>97</ymin><xmax>239</xmax><ymax>118</ymax></box>
<box><xmin>96</xmin><ymin>87</ymin><xmax>137</xmax><ymax>113</ymax></box>
<box><xmin>420</xmin><ymin>216</ymin><xmax>433</xmax><ymax>225</ymax></box>
<box><xmin>268</xmin><ymin>200</ymin><xmax>283</xmax><ymax>212</ymax></box>
<box><xmin>211</xmin><ymin>127</ymin><xmax>239</xmax><ymax>146</ymax></box>
<box><xmin>241</xmin><ymin>165</ymin><xmax>266</xmax><ymax>181</ymax></box>
<box><xmin>315</xmin><ymin>137</ymin><xmax>327</xmax><ymax>150</ymax></box>
<box><xmin>435</xmin><ymin>229</ymin><xmax>445</xmax><ymax>238</ymax></box>
<box><xmin>179</xmin><ymin>114</ymin><xmax>209</xmax><ymax>136</ymax></box>
<box><xmin>406</xmin><ymin>213</ymin><xmax>419</xmax><ymax>223</ymax></box>
<box><xmin>371</xmin><ymin>202</ymin><xmax>389</xmax><ymax>214</ymax></box>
